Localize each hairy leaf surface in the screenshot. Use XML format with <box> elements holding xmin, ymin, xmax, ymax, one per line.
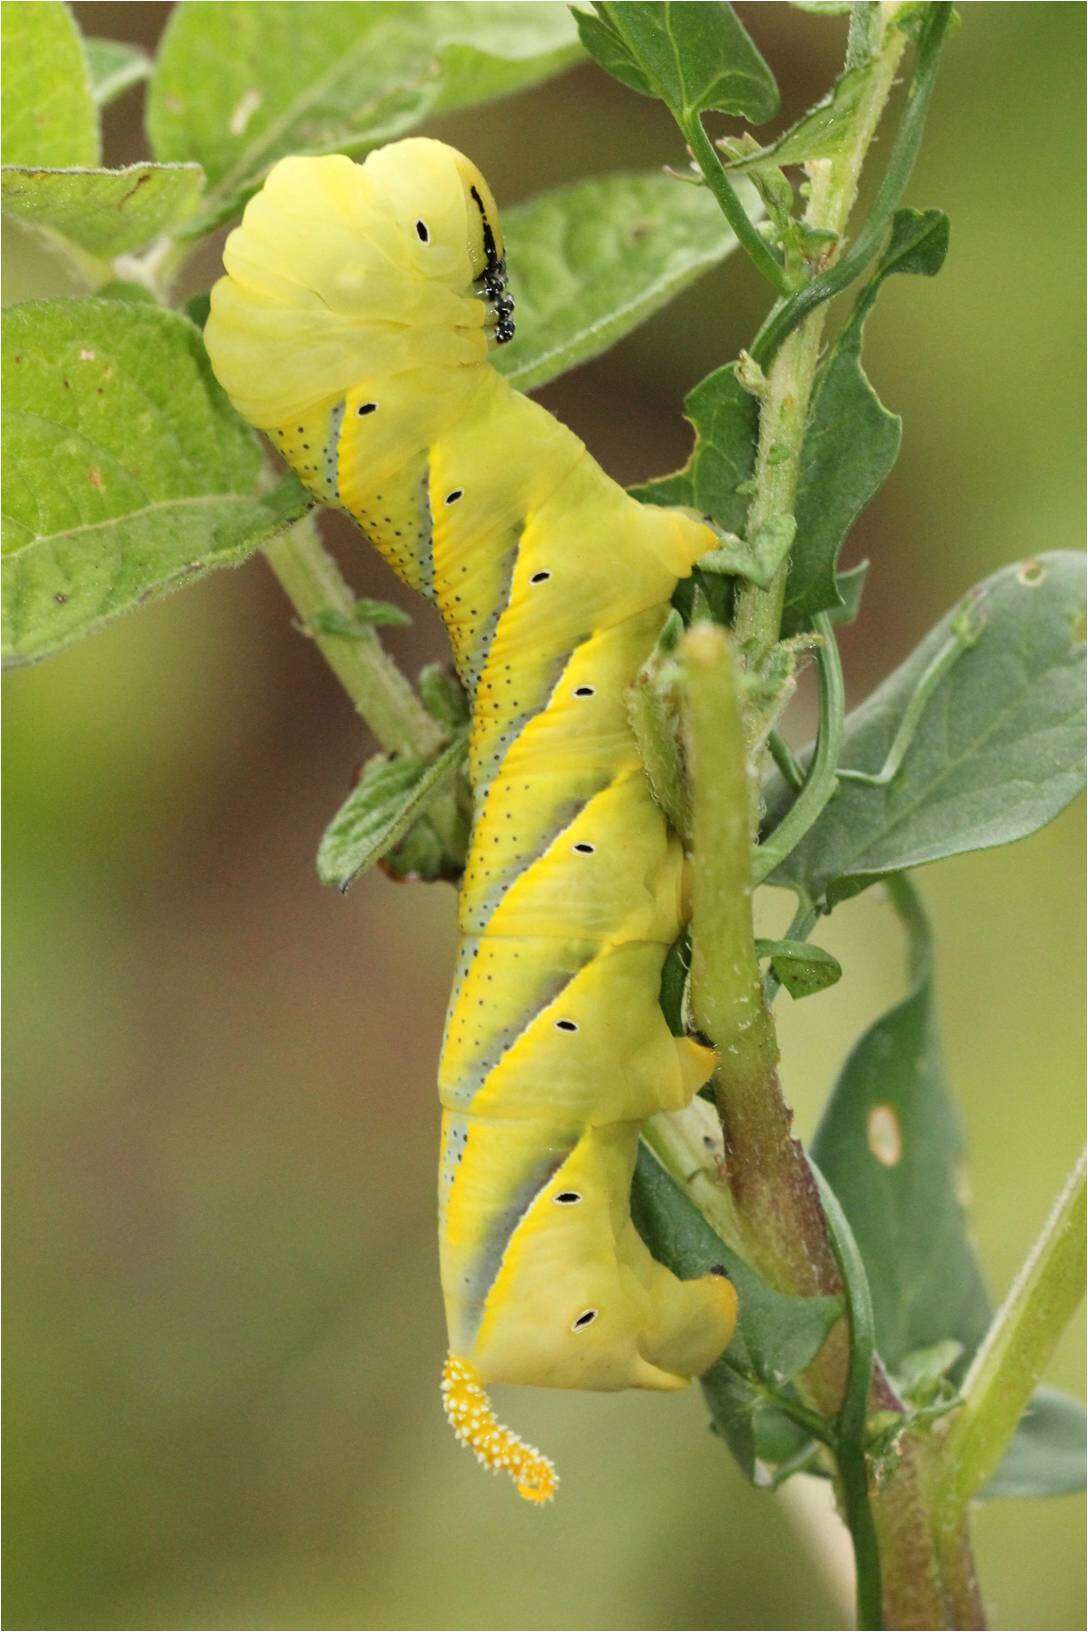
<box><xmin>1</xmin><ymin>164</ymin><xmax>204</xmax><ymax>259</ymax></box>
<box><xmin>148</xmin><ymin>1</ymin><xmax>581</xmax><ymax>233</ymax></box>
<box><xmin>498</xmin><ymin>172</ymin><xmax>760</xmax><ymax>392</ymax></box>
<box><xmin>1</xmin><ymin>0</ymin><xmax>99</xmax><ymax>167</ymax></box>
<box><xmin>3</xmin><ymin>299</ymin><xmax>307</xmax><ymax>664</ymax></box>
<box><xmin>576</xmin><ymin>2</ymin><xmax>779</xmax><ymax>122</ymax></box>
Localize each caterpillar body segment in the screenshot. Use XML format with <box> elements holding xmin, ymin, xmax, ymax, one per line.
<box><xmin>206</xmin><ymin>138</ymin><xmax>738</xmax><ymax>1500</ymax></box>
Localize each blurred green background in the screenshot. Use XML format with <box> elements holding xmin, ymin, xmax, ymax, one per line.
<box><xmin>4</xmin><ymin>4</ymin><xmax>1084</xmax><ymax>1628</ymax></box>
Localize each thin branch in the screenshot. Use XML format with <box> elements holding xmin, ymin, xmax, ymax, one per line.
<box><xmin>937</xmin><ymin>1151</ymin><xmax>1087</xmax><ymax>1508</ymax></box>
<box><xmin>263</xmin><ymin>516</ymin><xmax>443</xmax><ymax>760</ymax></box>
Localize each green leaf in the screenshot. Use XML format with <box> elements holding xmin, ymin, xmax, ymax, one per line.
<box><xmin>316</xmin><ymin>736</ymin><xmax>467</xmax><ymax>892</ymax></box>
<box><xmin>755</xmin><ymin>938</ymin><xmax>842</xmax><ymax>999</ymax></box>
<box><xmin>631</xmin><ymin>1144</ymin><xmax>841</xmax><ymax>1385</ymax></box>
<box><xmin>2</xmin><ymin>298</ymin><xmax>309</xmax><ymax>666</ymax></box>
<box><xmin>812</xmin><ymin>878</ymin><xmax>992</xmax><ymax>1372</ymax></box>
<box><xmin>768</xmin><ymin>553</ymin><xmax>1087</xmax><ymax>906</ymax></box>
<box><xmin>982</xmin><ymin>1386</ymin><xmax>1088</xmax><ymax>1501</ymax></box>
<box><xmin>783</xmin><ymin>315</ymin><xmax>897</xmax><ymax>632</ymax></box>
<box><xmin>721</xmin><ymin>65</ymin><xmax>869</xmax><ymax>172</ymax></box>
<box><xmin>813</xmin><ymin>886</ymin><xmax>1085</xmax><ymax>1504</ymax></box>
<box><xmin>85</xmin><ymin>37</ymin><xmax>151</xmax><ymax>107</ymax></box>
<box><xmin>632</xmin><ymin>1143</ymin><xmax>840</xmax><ymax>1485</ymax></box>
<box><xmin>632</xmin><ymin>363</ymin><xmax>758</xmax><ymax>537</ymax></box>
<box><xmin>577</xmin><ymin>3</ymin><xmax>779</xmax><ymax>123</ymax></box>
<box><xmin>312</xmin><ymin>598</ymin><xmax>412</xmax><ymax>634</ymax></box>
<box><xmin>894</xmin><ymin>1338</ymin><xmax>963</xmax><ymax>1406</ymax></box>
<box><xmin>827</xmin><ymin>559</ymin><xmax>869</xmax><ymax>628</ymax></box>
<box><xmin>496</xmin><ymin>171</ymin><xmax>761</xmax><ymax>392</ymax></box>
<box><xmin>700</xmin><ymin>513</ymin><xmax>797</xmax><ymax>591</ymax></box>
<box><xmin>147</xmin><ymin>1</ymin><xmax>581</xmax><ymax>234</ymax></box>
<box><xmin>1</xmin><ymin>0</ymin><xmax>99</xmax><ymax>166</ymax></box>
<box><xmin>778</xmin><ymin>210</ymin><xmax>948</xmax><ymax>630</ymax></box>
<box><xmin>418</xmin><ymin>663</ymin><xmax>469</xmax><ymax>733</ymax></box>
<box><xmin>1</xmin><ymin>163</ymin><xmax>204</xmax><ymax>259</ymax></box>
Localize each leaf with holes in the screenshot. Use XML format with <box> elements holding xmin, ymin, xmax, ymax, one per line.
<box><xmin>147</xmin><ymin>1</ymin><xmax>581</xmax><ymax>235</ymax></box>
<box><xmin>496</xmin><ymin>171</ymin><xmax>761</xmax><ymax>392</ymax></box>
<box><xmin>576</xmin><ymin>2</ymin><xmax>779</xmax><ymax>123</ymax></box>
<box><xmin>2</xmin><ymin>299</ymin><xmax>309</xmax><ymax>666</ymax></box>
<box><xmin>1</xmin><ymin>163</ymin><xmax>205</xmax><ymax>259</ymax></box>
<box><xmin>1</xmin><ymin>0</ymin><xmax>99</xmax><ymax>167</ymax></box>
<box><xmin>317</xmin><ymin>736</ymin><xmax>468</xmax><ymax>891</ymax></box>
<box><xmin>767</xmin><ymin>553</ymin><xmax>1087</xmax><ymax>907</ymax></box>
<box><xmin>812</xmin><ymin>878</ymin><xmax>991</xmax><ymax>1373</ymax></box>
<box><xmin>815</xmin><ymin>881</ymin><xmax>1087</xmax><ymax>1499</ymax></box>
<box><xmin>85</xmin><ymin>37</ymin><xmax>151</xmax><ymax>107</ymax></box>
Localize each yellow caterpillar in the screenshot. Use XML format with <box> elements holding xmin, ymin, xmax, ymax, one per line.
<box><xmin>205</xmin><ymin>138</ymin><xmax>737</xmax><ymax>1503</ymax></box>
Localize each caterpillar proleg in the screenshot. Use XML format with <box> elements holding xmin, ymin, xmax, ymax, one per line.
<box><xmin>205</xmin><ymin>138</ymin><xmax>738</xmax><ymax>1502</ymax></box>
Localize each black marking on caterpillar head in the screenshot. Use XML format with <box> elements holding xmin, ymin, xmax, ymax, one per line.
<box><xmin>573</xmin><ymin>685</ymin><xmax>594</xmax><ymax>698</ymax></box>
<box><xmin>416</xmin><ymin>219</ymin><xmax>430</xmax><ymax>243</ymax></box>
<box><xmin>572</xmin><ymin>1308</ymin><xmax>598</xmax><ymax>1330</ymax></box>
<box><xmin>554</xmin><ymin>1019</ymin><xmax>578</xmax><ymax>1033</ymax></box>
<box><xmin>357</xmin><ymin>401</ymin><xmax>378</xmax><ymax>416</ymax></box>
<box><xmin>530</xmin><ymin>570</ymin><xmax>550</xmax><ymax>585</ymax></box>
<box><xmin>554</xmin><ymin>1191</ymin><xmax>582</xmax><ymax>1205</ymax></box>
<box><xmin>572</xmin><ymin>842</ymin><xmax>595</xmax><ymax>855</ymax></box>
<box><xmin>470</xmin><ymin>184</ymin><xmax>515</xmax><ymax>344</ymax></box>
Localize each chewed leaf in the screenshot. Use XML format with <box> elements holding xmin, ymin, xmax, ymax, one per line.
<box><xmin>2</xmin><ymin>298</ymin><xmax>309</xmax><ymax>666</ymax></box>
<box><xmin>632</xmin><ymin>363</ymin><xmax>758</xmax><ymax>540</ymax></box>
<box><xmin>812</xmin><ymin>879</ymin><xmax>990</xmax><ymax>1373</ymax></box>
<box><xmin>317</xmin><ymin>736</ymin><xmax>467</xmax><ymax>892</ymax></box>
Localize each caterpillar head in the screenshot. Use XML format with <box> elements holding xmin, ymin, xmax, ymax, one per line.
<box><xmin>205</xmin><ymin>138</ymin><xmax>510</xmax><ymax>432</ymax></box>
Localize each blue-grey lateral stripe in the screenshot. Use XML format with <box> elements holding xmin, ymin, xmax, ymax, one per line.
<box><xmin>456</xmin><ymin>1139</ymin><xmax>578</xmax><ymax>1348</ymax></box>
<box><xmin>323</xmin><ymin>399</ymin><xmax>345</xmax><ymax>499</ymax></box>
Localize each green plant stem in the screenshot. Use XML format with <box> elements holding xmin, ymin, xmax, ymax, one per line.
<box><xmin>682</xmin><ymin>621</ymin><xmax>838</xmax><ymax>1297</ymax></box>
<box><xmin>813</xmin><ymin>1162</ymin><xmax>882</xmax><ymax>1631</ymax></box>
<box><xmin>680</xmin><ymin>580</ymin><xmax>970</xmax><ymax>1632</ymax></box>
<box><xmin>732</xmin><ymin>3</ymin><xmax>910</xmax><ymax>676</ymax></box>
<box><xmin>750</xmin><ymin>2</ymin><xmax>954</xmax><ymax>368</ymax></box>
<box><xmin>683</xmin><ymin>112</ymin><xmax>793</xmax><ymax>295</ymax></box>
<box><xmin>768</xmin><ymin>729</ymin><xmax>805</xmax><ymax>790</ymax></box>
<box><xmin>936</xmin><ymin>1151</ymin><xmax>1087</xmax><ymax>1510</ymax></box>
<box><xmin>752</xmin><ymin>613</ymin><xmax>844</xmax><ymax>884</ymax></box>
<box><xmin>264</xmin><ymin>517</ymin><xmax>444</xmax><ymax>761</ymax></box>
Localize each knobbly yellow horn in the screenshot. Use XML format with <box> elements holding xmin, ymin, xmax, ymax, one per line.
<box><xmin>441</xmin><ymin>1354</ymin><xmax>558</xmax><ymax>1504</ymax></box>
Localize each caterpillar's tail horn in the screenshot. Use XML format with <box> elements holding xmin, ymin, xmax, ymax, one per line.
<box><xmin>441</xmin><ymin>1354</ymin><xmax>558</xmax><ymax>1504</ymax></box>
